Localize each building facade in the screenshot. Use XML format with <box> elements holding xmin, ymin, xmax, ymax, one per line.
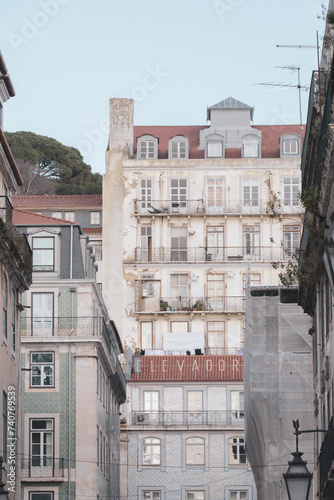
<box><xmin>13</xmin><ymin>210</ymin><xmax>126</xmax><ymax>500</ymax></box>
<box><xmin>12</xmin><ymin>195</ymin><xmax>103</xmax><ymax>289</ymax></box>
<box><xmin>102</xmin><ymin>97</ymin><xmax>304</xmax><ymax>499</ymax></box>
<box><xmin>123</xmin><ymin>353</ymin><xmax>254</xmax><ymax>500</ymax></box>
<box><xmin>0</xmin><ymin>52</ymin><xmax>32</xmax><ymax>499</ymax></box>
<box><xmin>298</xmin><ymin>1</ymin><xmax>334</xmax><ymax>497</ymax></box>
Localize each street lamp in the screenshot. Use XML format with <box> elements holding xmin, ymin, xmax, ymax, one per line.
<box><xmin>283</xmin><ymin>420</ymin><xmax>313</xmax><ymax>500</ymax></box>
<box><xmin>0</xmin><ymin>457</ymin><xmax>9</xmax><ymax>498</ymax></box>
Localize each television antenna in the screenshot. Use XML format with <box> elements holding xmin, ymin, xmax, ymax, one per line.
<box><xmin>253</xmin><ymin>65</ymin><xmax>308</xmax><ymax>138</ymax></box>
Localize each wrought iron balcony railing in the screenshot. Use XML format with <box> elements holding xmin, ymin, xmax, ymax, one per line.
<box><xmin>134</xmin><ymin>199</ymin><xmax>303</xmax><ymax>216</ymax></box>
<box><xmin>142</xmin><ymin>347</ymin><xmax>243</xmax><ymax>356</ymax></box>
<box><xmin>133</xmin><ymin>246</ymin><xmax>293</xmax><ymax>263</ymax></box>
<box><xmin>131</xmin><ymin>410</ymin><xmax>244</xmax><ymax>426</ymax></box>
<box><xmin>159</xmin><ymin>296</ymin><xmax>245</xmax><ymax>312</ymax></box>
<box><xmin>21</xmin><ymin>457</ymin><xmax>64</xmax><ymax>479</ymax></box>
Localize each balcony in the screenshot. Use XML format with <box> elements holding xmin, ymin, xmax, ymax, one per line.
<box><xmin>319</xmin><ymin>417</ymin><xmax>334</xmax><ymax>498</ymax></box>
<box><xmin>0</xmin><ymin>196</ymin><xmax>32</xmax><ymax>290</ymax></box>
<box><xmin>134</xmin><ymin>199</ymin><xmax>303</xmax><ymax>216</ymax></box>
<box><xmin>21</xmin><ymin>457</ymin><xmax>64</xmax><ymax>480</ymax></box>
<box><xmin>136</xmin><ymin>295</ymin><xmax>245</xmax><ymax>313</ymax></box>
<box><xmin>131</xmin><ymin>410</ymin><xmax>244</xmax><ymax>426</ymax></box>
<box><xmin>133</xmin><ymin>246</ymin><xmax>289</xmax><ymax>263</ymax></box>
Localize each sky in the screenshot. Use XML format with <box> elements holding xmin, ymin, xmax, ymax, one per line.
<box><xmin>0</xmin><ymin>0</ymin><xmax>326</xmax><ymax>175</ymax></box>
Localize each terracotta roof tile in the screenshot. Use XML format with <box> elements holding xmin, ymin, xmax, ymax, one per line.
<box><xmin>83</xmin><ymin>227</ymin><xmax>102</xmax><ymax>234</ymax></box>
<box><xmin>225</xmin><ymin>148</ymin><xmax>241</xmax><ymax>159</ymax></box>
<box><xmin>13</xmin><ymin>209</ymin><xmax>79</xmax><ymax>226</ymax></box>
<box><xmin>12</xmin><ymin>194</ymin><xmax>102</xmax><ymax>209</ymax></box>
<box><xmin>134</xmin><ymin>126</ymin><xmax>207</xmax><ymax>159</ymax></box>
<box><xmin>131</xmin><ymin>355</ymin><xmax>243</xmax><ymax>382</ymax></box>
<box><xmin>133</xmin><ymin>124</ymin><xmax>304</xmax><ymax>159</ymax></box>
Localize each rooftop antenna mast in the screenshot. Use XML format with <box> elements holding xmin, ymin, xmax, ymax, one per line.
<box><xmin>277</xmin><ymin>32</ymin><xmax>322</xmax><ymax>113</ymax></box>
<box><xmin>275</xmin><ymin>65</ymin><xmax>303</xmax><ymax>138</ymax></box>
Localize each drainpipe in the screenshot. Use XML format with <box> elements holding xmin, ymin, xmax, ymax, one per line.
<box><xmin>70</xmin><ymin>225</ymin><xmax>73</xmax><ymax>279</ymax></box>
<box><xmin>68</xmin><ymin>346</ymin><xmax>72</xmax><ymax>500</ymax></box>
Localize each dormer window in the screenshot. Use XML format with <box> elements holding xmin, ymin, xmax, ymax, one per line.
<box><xmin>283</xmin><ymin>139</ymin><xmax>299</xmax><ymax>155</ymax></box>
<box><xmin>169</xmin><ymin>136</ymin><xmax>188</xmax><ymax>159</ymax></box>
<box><xmin>207</xmin><ymin>141</ymin><xmax>224</xmax><ymax>158</ymax></box>
<box><xmin>280</xmin><ymin>134</ymin><xmax>301</xmax><ymax>157</ymax></box>
<box><xmin>243</xmin><ymin>141</ymin><xmax>259</xmax><ymax>158</ymax></box>
<box><xmin>242</xmin><ymin>134</ymin><xmax>260</xmax><ymax>158</ymax></box>
<box><xmin>137</xmin><ymin>135</ymin><xmax>158</xmax><ymax>159</ymax></box>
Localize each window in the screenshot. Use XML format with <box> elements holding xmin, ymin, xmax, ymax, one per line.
<box><xmin>231</xmin><ymin>391</ymin><xmax>244</xmax><ymax>419</ymax></box>
<box><xmin>11</xmin><ymin>288</ymin><xmax>16</xmax><ymax>351</ymax></box>
<box><xmin>2</xmin><ymin>273</ymin><xmax>7</xmax><ymax>339</ymax></box>
<box><xmin>186</xmin><ymin>437</ymin><xmax>205</xmax><ymax>465</ymax></box>
<box><xmin>144</xmin><ymin>391</ymin><xmax>159</xmax><ymax>422</ymax></box>
<box><xmin>207</xmin><ymin>321</ymin><xmax>225</xmax><ymax>354</ymax></box>
<box><xmin>171</xmin><ymin>226</ymin><xmax>187</xmax><ymax>261</ymax></box>
<box><xmin>141</xmin><ymin>226</ymin><xmax>152</xmax><ymax>261</ymax></box>
<box><xmin>283</xmin><ymin>178</ymin><xmax>299</xmax><ymax>206</ymax></box>
<box><xmin>206</xmin><ymin>178</ymin><xmax>224</xmax><ymax>213</ymax></box>
<box><xmin>90</xmin><ymin>241</ymin><xmax>102</xmax><ymax>261</ymax></box>
<box><xmin>141</xmin><ymin>322</ymin><xmax>153</xmax><ymax>350</ymax></box>
<box><xmin>143</xmin><ymin>492</ymin><xmax>161</xmax><ymax>500</ymax></box>
<box><xmin>142</xmin><ymin>281</ymin><xmax>154</xmax><ymax>298</ymax></box>
<box><xmin>169</xmin><ymin>137</ymin><xmax>188</xmax><ymax>159</ymax></box>
<box><xmin>64</xmin><ymin>212</ymin><xmax>75</xmax><ymax>222</ymax></box>
<box><xmin>188</xmin><ymin>391</ymin><xmax>203</xmax><ymax>424</ymax></box>
<box><xmin>229</xmin><ymin>491</ymin><xmax>248</xmax><ymax>500</ymax></box>
<box><xmin>170</xmin><ymin>274</ymin><xmax>188</xmax><ymax>306</ymax></box>
<box><xmin>207</xmin><ymin>226</ymin><xmax>224</xmax><ymax>261</ymax></box>
<box><xmin>283</xmin><ymin>139</ymin><xmax>299</xmax><ymax>155</ymax></box>
<box><xmin>186</xmin><ymin>491</ymin><xmax>205</xmax><ymax>500</ymax></box>
<box><xmin>29</xmin><ymin>493</ymin><xmax>54</xmax><ymax>500</ymax></box>
<box><xmin>97</xmin><ymin>425</ymin><xmax>99</xmax><ymax>465</ymax></box>
<box><xmin>32</xmin><ymin>237</ymin><xmax>55</xmax><ymax>271</ymax></box>
<box><xmin>283</xmin><ymin>226</ymin><xmax>300</xmax><ymax>258</ymax></box>
<box><xmin>171</xmin><ymin>179</ymin><xmax>187</xmax><ymax>212</ymax></box>
<box><xmin>32</xmin><ymin>293</ymin><xmax>53</xmax><ymax>336</ymax></box>
<box><xmin>2</xmin><ymin>391</ymin><xmax>7</xmax><ymax>462</ymax></box>
<box><xmin>207</xmin><ymin>141</ymin><xmax>223</xmax><ymax>158</ymax></box>
<box><xmin>243</xmin><ymin>141</ymin><xmax>259</xmax><ymax>158</ymax></box>
<box><xmin>243</xmin><ymin>273</ymin><xmax>261</xmax><ymax>292</ymax></box>
<box><xmin>31</xmin><ymin>353</ymin><xmax>54</xmax><ymax>387</ymax></box>
<box><xmin>141</xmin><ymin>179</ymin><xmax>152</xmax><ymax>210</ymax></box>
<box><xmin>138</xmin><ymin>138</ymin><xmax>157</xmax><ymax>159</ymax></box>
<box><xmin>229</xmin><ymin>437</ymin><xmax>246</xmax><ymax>464</ymax></box>
<box><xmin>51</xmin><ymin>212</ymin><xmax>62</xmax><ymax>219</ymax></box>
<box><xmin>30</xmin><ymin>419</ymin><xmax>54</xmax><ymax>472</ymax></box>
<box><xmin>142</xmin><ymin>437</ymin><xmax>161</xmax><ymax>465</ymax></box>
<box><xmin>207</xmin><ymin>274</ymin><xmax>225</xmax><ymax>311</ymax></box>
<box><xmin>243</xmin><ymin>179</ymin><xmax>259</xmax><ymax>208</ymax></box>
<box><xmin>243</xmin><ymin>225</ymin><xmax>260</xmax><ymax>259</ymax></box>
<box><xmin>90</xmin><ymin>211</ymin><xmax>100</xmax><ymax>225</ymax></box>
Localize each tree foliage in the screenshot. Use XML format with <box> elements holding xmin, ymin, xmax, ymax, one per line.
<box><xmin>5</xmin><ymin>131</ymin><xmax>102</xmax><ymax>195</ymax></box>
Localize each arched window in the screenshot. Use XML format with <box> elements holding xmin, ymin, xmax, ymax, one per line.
<box><xmin>229</xmin><ymin>437</ymin><xmax>246</xmax><ymax>464</ymax></box>
<box><xmin>142</xmin><ymin>437</ymin><xmax>161</xmax><ymax>465</ymax></box>
<box><xmin>137</xmin><ymin>135</ymin><xmax>158</xmax><ymax>159</ymax></box>
<box><xmin>186</xmin><ymin>437</ymin><xmax>205</xmax><ymax>465</ymax></box>
<box><xmin>169</xmin><ymin>136</ymin><xmax>189</xmax><ymax>159</ymax></box>
<box><xmin>2</xmin><ymin>274</ymin><xmax>7</xmax><ymax>339</ymax></box>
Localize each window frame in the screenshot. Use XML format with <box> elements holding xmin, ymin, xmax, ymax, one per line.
<box><xmin>141</xmin><ymin>321</ymin><xmax>153</xmax><ymax>350</ymax></box>
<box><xmin>229</xmin><ymin>436</ymin><xmax>246</xmax><ymax>464</ymax></box>
<box><xmin>242</xmin><ymin>178</ymin><xmax>259</xmax><ymax>208</ymax></box>
<box><xmin>51</xmin><ymin>212</ymin><xmax>62</xmax><ymax>219</ymax></box>
<box><xmin>30</xmin><ymin>418</ymin><xmax>54</xmax><ymax>471</ymax></box>
<box><xmin>206</xmin><ymin>141</ymin><xmax>223</xmax><ymax>158</ymax></box>
<box><xmin>90</xmin><ymin>211</ymin><xmax>101</xmax><ymax>225</ymax></box>
<box><xmin>243</xmin><ymin>141</ymin><xmax>259</xmax><ymax>158</ymax></box>
<box><xmin>64</xmin><ymin>212</ymin><xmax>75</xmax><ymax>222</ymax></box>
<box><xmin>169</xmin><ymin>136</ymin><xmax>189</xmax><ymax>159</ymax></box>
<box><xmin>32</xmin><ymin>236</ymin><xmax>55</xmax><ymax>272</ymax></box>
<box><xmin>283</xmin><ymin>225</ymin><xmax>300</xmax><ymax>258</ymax></box>
<box><xmin>141</xmin><ymin>437</ymin><xmax>161</xmax><ymax>466</ymax></box>
<box><xmin>30</xmin><ymin>352</ymin><xmax>55</xmax><ymax>388</ymax></box>
<box><xmin>186</xmin><ymin>437</ymin><xmax>205</xmax><ymax>466</ymax></box>
<box><xmin>137</xmin><ymin>136</ymin><xmax>158</xmax><ymax>159</ymax></box>
<box><xmin>29</xmin><ymin>492</ymin><xmax>55</xmax><ymax>500</ymax></box>
<box><xmin>11</xmin><ymin>287</ymin><xmax>16</xmax><ymax>352</ymax></box>
<box><xmin>283</xmin><ymin>177</ymin><xmax>300</xmax><ymax>206</ymax></box>
<box><xmin>228</xmin><ymin>490</ymin><xmax>249</xmax><ymax>500</ymax></box>
<box><xmin>32</xmin><ymin>292</ymin><xmax>54</xmax><ymax>336</ymax></box>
